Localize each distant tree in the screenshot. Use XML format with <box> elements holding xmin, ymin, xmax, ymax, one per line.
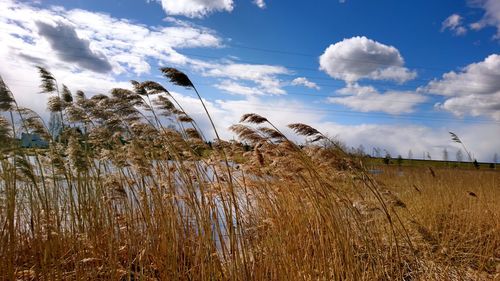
<box><xmin>356</xmin><ymin>144</ymin><xmax>365</xmax><ymax>156</ymax></box>
<box><xmin>408</xmin><ymin>149</ymin><xmax>413</xmax><ymax>160</ymax></box>
<box><xmin>397</xmin><ymin>155</ymin><xmax>403</xmax><ymax>167</ymax></box>
<box><xmin>426</xmin><ymin>152</ymin><xmax>432</xmax><ymax>160</ymax></box>
<box><xmin>373</xmin><ymin>147</ymin><xmax>381</xmax><ymax>158</ymax></box>
<box><xmin>383</xmin><ymin>152</ymin><xmax>391</xmax><ymax>165</ymax></box>
<box><xmin>456</xmin><ymin>149</ymin><xmax>463</xmax><ymax>163</ymax></box>
<box><xmin>473</xmin><ymin>159</ymin><xmax>480</xmax><ymax>169</ymax></box>
<box><xmin>493</xmin><ymin>153</ymin><xmax>498</xmax><ymax>169</ymax></box>
<box><xmin>443</xmin><ymin>148</ymin><xmax>449</xmax><ymax>162</ymax></box>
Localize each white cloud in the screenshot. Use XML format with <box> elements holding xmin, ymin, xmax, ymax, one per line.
<box><xmin>170</xmin><ymin>94</ymin><xmax>499</xmax><ymax>162</ymax></box>
<box><xmin>469</xmin><ymin>0</ymin><xmax>500</xmax><ymax>39</ymax></box>
<box><xmin>1</xmin><ymin>1</ymin><xmax>497</xmax><ymax>162</ymax></box>
<box><xmin>422</xmin><ymin>54</ymin><xmax>500</xmax><ymax>120</ymax></box>
<box><xmin>157</xmin><ymin>0</ymin><xmax>233</xmax><ymax>18</ymax></box>
<box><xmin>0</xmin><ymin>0</ymin><xmax>222</xmax><ymax>115</ymax></box>
<box><xmin>319</xmin><ymin>36</ymin><xmax>416</xmax><ymax>83</ymax></box>
<box><xmin>199</xmin><ymin>63</ymin><xmax>289</xmax><ymax>95</ymax></box>
<box><xmin>434</xmin><ymin>94</ymin><xmax>500</xmax><ymax>121</ymax></box>
<box><xmin>215</xmin><ymin>80</ymin><xmax>265</xmax><ymax>96</ymax></box>
<box><xmin>0</xmin><ymin>0</ymin><xmax>222</xmax><ymax>76</ymax></box>
<box><xmin>0</xmin><ymin>0</ymin><xmax>293</xmax><ymax>125</ymax></box>
<box><xmin>291</xmin><ymin>77</ymin><xmax>320</xmax><ymax>90</ymax></box>
<box><xmin>253</xmin><ymin>0</ymin><xmax>266</xmax><ymax>9</ymax></box>
<box><xmin>441</xmin><ymin>14</ymin><xmax>467</xmax><ymax>36</ymax></box>
<box><xmin>328</xmin><ymin>83</ymin><xmax>426</xmax><ymax>114</ymax></box>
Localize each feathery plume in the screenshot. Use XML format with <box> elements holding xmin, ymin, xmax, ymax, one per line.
<box><xmin>0</xmin><ymin>76</ymin><xmax>15</xmax><ymax>111</ymax></box>
<box><xmin>140</xmin><ymin>81</ymin><xmax>169</xmax><ymax>95</ymax></box>
<box><xmin>240</xmin><ymin>113</ymin><xmax>268</xmax><ymax>124</ymax></box>
<box><xmin>0</xmin><ymin>116</ymin><xmax>12</xmax><ymax>143</ymax></box>
<box><xmin>61</xmin><ymin>85</ymin><xmax>73</xmax><ymax>103</ymax></box>
<box><xmin>185</xmin><ymin>128</ymin><xmax>202</xmax><ymax>139</ymax></box>
<box><xmin>76</xmin><ymin>90</ymin><xmax>86</xmax><ymax>100</ymax></box>
<box><xmin>36</xmin><ymin>66</ymin><xmax>56</xmax><ymax>93</ymax></box>
<box><xmin>91</xmin><ymin>94</ymin><xmax>109</xmax><ymax>101</ymax></box>
<box><xmin>47</xmin><ymin>96</ymin><xmax>63</xmax><ymax>112</ymax></box>
<box><xmin>178</xmin><ymin>114</ymin><xmax>194</xmax><ymax>123</ymax></box>
<box><xmin>229</xmin><ymin>124</ymin><xmax>264</xmax><ymax>144</ymax></box>
<box><xmin>449</xmin><ymin>132</ymin><xmax>461</xmax><ymax>144</ymax></box>
<box><xmin>449</xmin><ymin>131</ymin><xmax>473</xmax><ymax>161</ymax></box>
<box><xmin>18</xmin><ymin>107</ymin><xmax>50</xmax><ymax>140</ymax></box>
<box><xmin>130</xmin><ymin>80</ymin><xmax>147</xmax><ymax>96</ymax></box>
<box><xmin>258</xmin><ymin>127</ymin><xmax>285</xmax><ymax>140</ymax></box>
<box><xmin>288</xmin><ymin>123</ymin><xmax>321</xmax><ymax>136</ymax></box>
<box><xmin>160</xmin><ymin>67</ymin><xmax>193</xmax><ymax>88</ymax></box>
<box><xmin>153</xmin><ymin>95</ymin><xmax>176</xmax><ymax>116</ymax></box>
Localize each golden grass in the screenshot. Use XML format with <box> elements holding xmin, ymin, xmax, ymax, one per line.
<box><xmin>0</xmin><ymin>68</ymin><xmax>499</xmax><ymax>280</ymax></box>
<box><xmin>373</xmin><ymin>166</ymin><xmax>500</xmax><ymax>280</ymax></box>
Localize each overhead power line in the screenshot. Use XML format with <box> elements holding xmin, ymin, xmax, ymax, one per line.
<box><xmin>4</xmin><ymin>81</ymin><xmax>500</xmax><ymax>125</ymax></box>
<box><xmin>4</xmin><ymin>77</ymin><xmax>497</xmax><ymax>110</ymax></box>
<box><xmin>0</xmin><ymin>25</ymin><xmax>468</xmax><ymax>74</ymax></box>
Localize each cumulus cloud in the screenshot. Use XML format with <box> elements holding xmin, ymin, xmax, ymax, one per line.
<box><xmin>36</xmin><ymin>21</ymin><xmax>112</xmax><ymax>73</ymax></box>
<box><xmin>1</xmin><ymin>1</ymin><xmax>497</xmax><ymax>162</ymax></box>
<box><xmin>328</xmin><ymin>83</ymin><xmax>426</xmax><ymax>114</ymax></box>
<box><xmin>291</xmin><ymin>77</ymin><xmax>320</xmax><ymax>90</ymax></box>
<box><xmin>0</xmin><ymin>0</ymin><xmax>223</xmax><ymax>76</ymax></box>
<box><xmin>156</xmin><ymin>0</ymin><xmax>233</xmax><ymax>18</ymax></box>
<box><xmin>253</xmin><ymin>0</ymin><xmax>266</xmax><ymax>9</ymax></box>
<box><xmin>422</xmin><ymin>54</ymin><xmax>500</xmax><ymax>120</ymax></box>
<box><xmin>0</xmin><ymin>0</ymin><xmax>223</xmax><ymax>114</ymax></box>
<box><xmin>319</xmin><ymin>36</ymin><xmax>416</xmax><ymax>83</ymax></box>
<box><xmin>0</xmin><ymin>0</ymin><xmax>292</xmax><ymax>122</ymax></box>
<box><xmin>441</xmin><ymin>14</ymin><xmax>467</xmax><ymax>36</ymax></box>
<box><xmin>469</xmin><ymin>0</ymin><xmax>500</xmax><ymax>39</ymax></box>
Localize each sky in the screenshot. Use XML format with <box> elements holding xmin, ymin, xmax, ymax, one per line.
<box><xmin>0</xmin><ymin>0</ymin><xmax>499</xmax><ymax>161</ymax></box>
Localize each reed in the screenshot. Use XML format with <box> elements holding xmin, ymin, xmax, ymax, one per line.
<box><xmin>0</xmin><ymin>68</ymin><xmax>498</xmax><ymax>280</ymax></box>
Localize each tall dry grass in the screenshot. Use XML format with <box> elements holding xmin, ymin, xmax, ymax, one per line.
<box><xmin>375</xmin><ymin>166</ymin><xmax>500</xmax><ymax>280</ymax></box>
<box><xmin>0</xmin><ymin>67</ymin><xmax>498</xmax><ymax>280</ymax></box>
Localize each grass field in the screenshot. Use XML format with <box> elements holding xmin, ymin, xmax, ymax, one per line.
<box><xmin>364</xmin><ymin>157</ymin><xmax>497</xmax><ymax>170</ymax></box>
<box><xmin>1</xmin><ymin>68</ymin><xmax>499</xmax><ymax>280</ymax></box>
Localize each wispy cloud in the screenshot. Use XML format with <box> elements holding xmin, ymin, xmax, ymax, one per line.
<box><xmin>328</xmin><ymin>83</ymin><xmax>426</xmax><ymax>114</ymax></box>
<box><xmin>199</xmin><ymin>62</ymin><xmax>290</xmax><ymax>95</ymax></box>
<box><xmin>291</xmin><ymin>77</ymin><xmax>320</xmax><ymax>90</ymax></box>
<box><xmin>469</xmin><ymin>0</ymin><xmax>500</xmax><ymax>39</ymax></box>
<box><xmin>215</xmin><ymin>80</ymin><xmax>265</xmax><ymax>96</ymax></box>
<box><xmin>441</xmin><ymin>14</ymin><xmax>467</xmax><ymax>36</ymax></box>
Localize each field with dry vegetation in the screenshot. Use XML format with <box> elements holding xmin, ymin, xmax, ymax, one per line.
<box><xmin>0</xmin><ymin>67</ymin><xmax>499</xmax><ymax>280</ymax></box>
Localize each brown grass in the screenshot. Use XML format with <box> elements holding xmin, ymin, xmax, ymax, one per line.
<box><xmin>0</xmin><ymin>68</ymin><xmax>499</xmax><ymax>280</ymax></box>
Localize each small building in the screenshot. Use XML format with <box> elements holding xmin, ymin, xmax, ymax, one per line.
<box><xmin>20</xmin><ymin>133</ymin><xmax>49</xmax><ymax>148</ymax></box>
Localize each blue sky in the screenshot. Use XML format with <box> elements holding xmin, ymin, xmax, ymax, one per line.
<box><xmin>0</xmin><ymin>0</ymin><xmax>499</xmax><ymax>161</ymax></box>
